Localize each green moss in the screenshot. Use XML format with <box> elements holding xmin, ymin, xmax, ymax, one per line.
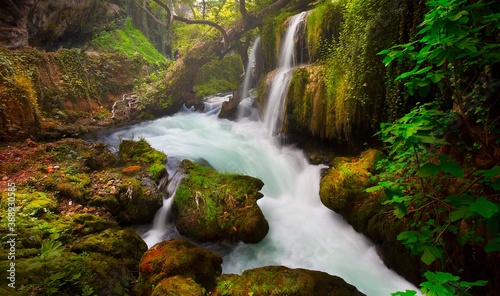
<box><xmin>173</xmin><ymin>160</ymin><xmax>267</xmax><ymax>242</ymax></box>
<box><xmin>43</xmin><ymin>172</ymin><xmax>91</xmax><ymax>200</ymax></box>
<box><xmin>71</xmin><ymin>228</ymin><xmax>146</xmax><ymax>263</ymax></box>
<box><xmin>319</xmin><ymin>149</ymin><xmax>382</xmax><ymax>215</ymax></box>
<box><xmin>0</xmin><ymin>47</ymin><xmax>152</xmax><ymax>141</ymax></box>
<box><xmin>93</xmin><ymin>17</ymin><xmax>166</xmax><ymax>63</ymax></box>
<box><xmin>136</xmin><ymin>239</ymin><xmax>221</xmax><ymax>296</ymax></box>
<box><xmin>119</xmin><ymin>139</ymin><xmax>166</xmax><ymax>164</ymax></box>
<box><xmin>152</xmin><ymin>276</ymin><xmax>206</xmax><ymax>296</ymax></box>
<box><xmin>306</xmin><ymin>0</ymin><xmax>346</xmax><ymax>60</ymax></box>
<box><xmin>214</xmin><ymin>266</ymin><xmax>361</xmax><ymax>295</ymax></box>
<box><xmin>119</xmin><ymin>138</ymin><xmax>167</xmax><ymax>181</ymax></box>
<box><xmin>17</xmin><ymin>191</ymin><xmax>58</xmax><ymax>217</ymax></box>
<box><xmin>70</xmin><ymin>213</ymin><xmax>119</xmax><ymax>235</ymax></box>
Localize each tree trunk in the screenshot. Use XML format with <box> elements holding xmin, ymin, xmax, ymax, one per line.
<box><xmin>143</xmin><ymin>0</ymin><xmax>308</xmax><ymax>114</ymax></box>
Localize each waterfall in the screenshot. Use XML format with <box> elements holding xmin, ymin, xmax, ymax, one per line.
<box><xmin>263</xmin><ymin>12</ymin><xmax>307</xmax><ymax>135</ymax></box>
<box><xmin>241</xmin><ymin>36</ymin><xmax>261</xmax><ymax>101</ymax></box>
<box><xmin>140</xmin><ymin>159</ymin><xmax>184</xmax><ymax>247</ymax></box>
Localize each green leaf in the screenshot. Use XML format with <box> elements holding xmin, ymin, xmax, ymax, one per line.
<box><xmin>484</xmin><ymin>237</ymin><xmax>500</xmax><ymax>253</ymax></box>
<box><xmin>438</xmin><ymin>155</ymin><xmax>463</xmax><ymax>177</ymax></box>
<box><xmin>474</xmin><ymin>166</ymin><xmax>500</xmax><ymax>178</ymax></box>
<box><xmin>365</xmin><ymin>185</ymin><xmax>383</xmax><ymax>193</ymax></box>
<box><xmin>449</xmin><ymin>206</ymin><xmax>472</xmax><ymax>222</ymax></box>
<box><xmin>445</xmin><ymin>194</ymin><xmax>474</xmax><ymax>207</ymax></box>
<box><xmin>394</xmin><ymin>204</ymin><xmax>408</xmax><ymax>218</ymax></box>
<box><xmin>492</xmin><ymin>179</ymin><xmax>500</xmax><ymax>190</ymax></box>
<box><xmin>417</xmin><ymin>163</ymin><xmax>441</xmax><ymax>177</ymax></box>
<box><xmin>397</xmin><ymin>231</ymin><xmax>419</xmax><ymax>243</ymax></box>
<box><xmin>469</xmin><ymin>197</ymin><xmax>499</xmax><ymax>219</ymax></box>
<box><xmin>421</xmin><ymin>245</ymin><xmax>441</xmax><ymax>265</ymax></box>
<box><xmin>415</xmin><ymin>66</ymin><xmax>433</xmax><ymax>75</ymax></box>
<box><xmin>424</xmin><ymin>271</ymin><xmax>454</xmax><ymax>284</ymax></box>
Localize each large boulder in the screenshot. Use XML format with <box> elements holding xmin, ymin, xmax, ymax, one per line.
<box><xmin>214</xmin><ymin>266</ymin><xmax>365</xmax><ymax>296</ymax></box>
<box><xmin>319</xmin><ymin>149</ymin><xmax>382</xmax><ymax>216</ymax></box>
<box><xmin>136</xmin><ymin>239</ymin><xmax>222</xmax><ymax>296</ymax></box>
<box><xmin>173</xmin><ymin>159</ymin><xmax>268</xmax><ymax>243</ymax></box>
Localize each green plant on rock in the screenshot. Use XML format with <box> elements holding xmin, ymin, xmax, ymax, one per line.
<box><xmin>27</xmin><ymin>236</ymin><xmax>95</xmax><ymax>296</ymax></box>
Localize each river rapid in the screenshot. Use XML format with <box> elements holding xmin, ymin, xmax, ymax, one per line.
<box><xmin>97</xmin><ymin>94</ymin><xmax>419</xmax><ymax>296</ymax></box>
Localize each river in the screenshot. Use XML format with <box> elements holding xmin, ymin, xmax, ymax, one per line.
<box><xmin>97</xmin><ymin>94</ymin><xmax>418</xmax><ymax>296</ymax></box>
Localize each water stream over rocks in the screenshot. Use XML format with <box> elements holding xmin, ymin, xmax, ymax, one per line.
<box><xmin>97</xmin><ymin>12</ymin><xmax>419</xmax><ymax>295</ymax></box>
<box><xmin>98</xmin><ymin>94</ymin><xmax>417</xmax><ymax>295</ymax></box>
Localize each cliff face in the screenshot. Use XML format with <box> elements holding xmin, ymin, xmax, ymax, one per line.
<box><xmin>258</xmin><ymin>0</ymin><xmax>425</xmax><ymax>143</ymax></box>
<box><xmin>0</xmin><ymin>0</ymin><xmax>33</xmax><ymax>48</ymax></box>
<box><xmin>0</xmin><ymin>0</ymin><xmax>114</xmax><ymax>50</ymax></box>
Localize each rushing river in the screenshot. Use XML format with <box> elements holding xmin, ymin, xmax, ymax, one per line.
<box><xmin>98</xmin><ymin>94</ymin><xmax>419</xmax><ymax>296</ymax></box>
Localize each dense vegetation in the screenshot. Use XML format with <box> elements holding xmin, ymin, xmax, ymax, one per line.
<box><xmin>1</xmin><ymin>0</ymin><xmax>499</xmax><ymax>295</ymax></box>
<box><xmin>373</xmin><ymin>0</ymin><xmax>500</xmax><ymax>294</ymax></box>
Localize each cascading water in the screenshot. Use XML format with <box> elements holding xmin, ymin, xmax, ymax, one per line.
<box><xmin>241</xmin><ymin>36</ymin><xmax>261</xmax><ymax>101</ymax></box>
<box><xmin>99</xmin><ymin>95</ymin><xmax>418</xmax><ymax>295</ymax></box>
<box><xmin>139</xmin><ymin>159</ymin><xmax>184</xmax><ymax>247</ymax></box>
<box><xmin>238</xmin><ymin>35</ymin><xmax>261</xmax><ymax>119</ymax></box>
<box><xmin>263</xmin><ymin>12</ymin><xmax>307</xmax><ymax>135</ymax></box>
<box><xmin>97</xmin><ymin>13</ymin><xmax>420</xmax><ymax>296</ymax></box>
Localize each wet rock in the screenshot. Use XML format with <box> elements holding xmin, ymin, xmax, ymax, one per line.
<box><xmin>136</xmin><ymin>239</ymin><xmax>222</xmax><ymax>296</ymax></box>
<box><xmin>319</xmin><ymin>149</ymin><xmax>382</xmax><ymax>216</ymax></box>
<box><xmin>173</xmin><ymin>159</ymin><xmax>268</xmax><ymax>243</ymax></box>
<box><xmin>116</xmin><ymin>176</ymin><xmax>163</xmax><ymax>224</ymax></box>
<box><xmin>214</xmin><ymin>266</ymin><xmax>365</xmax><ymax>296</ymax></box>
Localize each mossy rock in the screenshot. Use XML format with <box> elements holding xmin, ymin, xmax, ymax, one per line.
<box><xmin>319</xmin><ymin>149</ymin><xmax>382</xmax><ymax>215</ymax></box>
<box><xmin>0</xmin><ymin>191</ymin><xmax>70</xmax><ymax>248</ymax></box>
<box><xmin>119</xmin><ymin>139</ymin><xmax>168</xmax><ymax>181</ymax></box>
<box><xmin>213</xmin><ymin>266</ymin><xmax>364</xmax><ymax>296</ymax></box>
<box><xmin>83</xmin><ymin>142</ymin><xmax>119</xmax><ymax>170</ymax></box>
<box><xmin>88</xmin><ymin>194</ymin><xmax>121</xmax><ymax>215</ymax></box>
<box><xmin>15</xmin><ymin>191</ymin><xmax>58</xmax><ymax>218</ymax></box>
<box><xmin>119</xmin><ymin>139</ymin><xmax>166</xmax><ymax>165</ymax></box>
<box><xmin>70</xmin><ymin>213</ymin><xmax>119</xmax><ymax>235</ymax></box>
<box><xmin>173</xmin><ymin>159</ymin><xmax>268</xmax><ymax>243</ymax></box>
<box><xmin>3</xmin><ymin>250</ymin><xmax>135</xmax><ymax>296</ymax></box>
<box><xmin>41</xmin><ymin>171</ymin><xmax>92</xmax><ymax>201</ymax></box>
<box><xmin>136</xmin><ymin>239</ymin><xmax>222</xmax><ymax>296</ymax></box>
<box><xmin>116</xmin><ymin>177</ymin><xmax>163</xmax><ymax>224</ymax></box>
<box><xmin>151</xmin><ymin>275</ymin><xmax>206</xmax><ymax>296</ymax></box>
<box><xmin>70</xmin><ymin>228</ymin><xmax>147</xmax><ymax>270</ymax></box>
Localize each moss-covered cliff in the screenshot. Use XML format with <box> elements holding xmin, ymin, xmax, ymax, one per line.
<box><xmin>258</xmin><ymin>0</ymin><xmax>425</xmax><ymax>143</ymax></box>
<box><xmin>0</xmin><ymin>47</ymin><xmax>157</xmax><ymax>142</ymax></box>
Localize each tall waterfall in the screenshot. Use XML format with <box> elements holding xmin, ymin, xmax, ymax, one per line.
<box><xmin>263</xmin><ymin>12</ymin><xmax>307</xmax><ymax>135</ymax></box>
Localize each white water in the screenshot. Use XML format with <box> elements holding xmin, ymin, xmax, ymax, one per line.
<box><xmin>99</xmin><ymin>95</ymin><xmax>417</xmax><ymax>296</ymax></box>
<box><xmin>263</xmin><ymin>12</ymin><xmax>307</xmax><ymax>135</ymax></box>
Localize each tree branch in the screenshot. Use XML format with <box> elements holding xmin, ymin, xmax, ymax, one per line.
<box><xmin>151</xmin><ymin>0</ymin><xmax>228</xmax><ymax>49</ymax></box>
<box><xmin>133</xmin><ymin>0</ymin><xmax>168</xmax><ymax>27</ymax></box>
